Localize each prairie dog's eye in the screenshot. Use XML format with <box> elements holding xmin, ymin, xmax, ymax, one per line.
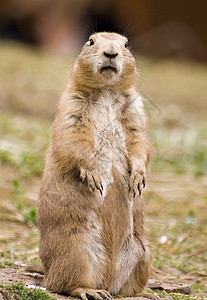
<box><xmin>125</xmin><ymin>41</ymin><xmax>128</xmax><ymax>48</ymax></box>
<box><xmin>89</xmin><ymin>39</ymin><xmax>94</xmax><ymax>46</ymax></box>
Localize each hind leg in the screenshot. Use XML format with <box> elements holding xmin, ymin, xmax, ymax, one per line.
<box><xmin>44</xmin><ymin>256</ymin><xmax>112</xmax><ymax>300</ymax></box>
<box><xmin>44</xmin><ymin>255</ymin><xmax>113</xmax><ymax>300</ymax></box>
<box><xmin>119</xmin><ymin>255</ymin><xmax>160</xmax><ymax>300</ymax></box>
<box><xmin>43</xmin><ymin>242</ymin><xmax>112</xmax><ymax>300</ymax></box>
<box><xmin>40</xmin><ymin>226</ymin><xmax>111</xmax><ymax>298</ymax></box>
<box><xmin>46</xmin><ymin>263</ymin><xmax>112</xmax><ymax>300</ymax></box>
<box><xmin>118</xmin><ymin>241</ymin><xmax>151</xmax><ymax>297</ymax></box>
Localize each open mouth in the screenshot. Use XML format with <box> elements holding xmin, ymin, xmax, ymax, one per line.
<box><xmin>100</xmin><ymin>66</ymin><xmax>117</xmax><ymax>73</ymax></box>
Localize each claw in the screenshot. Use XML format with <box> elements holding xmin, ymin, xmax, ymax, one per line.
<box><xmin>86</xmin><ymin>293</ymin><xmax>102</xmax><ymax>300</ymax></box>
<box><xmin>104</xmin><ymin>291</ymin><xmax>113</xmax><ymax>299</ymax></box>
<box><xmin>89</xmin><ymin>185</ymin><xmax>95</xmax><ymax>192</ymax></box>
<box><xmin>133</xmin><ymin>191</ymin><xmax>136</xmax><ymax>198</ymax></box>
<box><xmin>97</xmin><ymin>291</ymin><xmax>110</xmax><ymax>299</ymax></box>
<box><xmin>99</xmin><ymin>291</ymin><xmax>113</xmax><ymax>300</ymax></box>
<box><xmin>129</xmin><ymin>186</ymin><xmax>131</xmax><ymax>192</ymax></box>
<box><xmin>138</xmin><ymin>184</ymin><xmax>142</xmax><ymax>196</ymax></box>
<box><xmin>99</xmin><ymin>188</ymin><xmax>103</xmax><ymax>196</ymax></box>
<box><xmin>142</xmin><ymin>177</ymin><xmax>146</xmax><ymax>188</ymax></box>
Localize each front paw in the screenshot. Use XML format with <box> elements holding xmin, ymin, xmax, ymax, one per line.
<box><xmin>128</xmin><ymin>169</ymin><xmax>146</xmax><ymax>198</ymax></box>
<box><xmin>80</xmin><ymin>167</ymin><xmax>103</xmax><ymax>195</ymax></box>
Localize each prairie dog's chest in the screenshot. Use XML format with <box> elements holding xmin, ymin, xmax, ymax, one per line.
<box><xmin>90</xmin><ymin>94</ymin><xmax>128</xmax><ymax>193</ymax></box>
<box><xmin>91</xmin><ymin>95</ymin><xmax>127</xmax><ymax>159</ymax></box>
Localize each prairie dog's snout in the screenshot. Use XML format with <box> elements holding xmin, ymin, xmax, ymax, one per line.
<box><xmin>96</xmin><ymin>40</ymin><xmax>123</xmax><ymax>76</ymax></box>
<box><xmin>100</xmin><ymin>43</ymin><xmax>120</xmax><ymax>74</ymax></box>
<box><xmin>103</xmin><ymin>44</ymin><xmax>119</xmax><ymax>59</ymax></box>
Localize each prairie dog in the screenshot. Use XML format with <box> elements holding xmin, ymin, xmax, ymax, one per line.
<box><xmin>38</xmin><ymin>32</ymin><xmax>153</xmax><ymax>299</ymax></box>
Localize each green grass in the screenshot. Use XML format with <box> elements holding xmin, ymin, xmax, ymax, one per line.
<box><xmin>0</xmin><ymin>111</ymin><xmax>48</xmax><ymax>178</ymax></box>
<box><xmin>23</xmin><ymin>207</ymin><xmax>37</xmax><ymax>226</ymax></box>
<box><xmin>0</xmin><ymin>146</ymin><xmax>44</xmax><ymax>178</ymax></box>
<box><xmin>0</xmin><ymin>282</ymin><xmax>54</xmax><ymax>300</ymax></box>
<box><xmin>145</xmin><ymin>289</ymin><xmax>197</xmax><ymax>300</ymax></box>
<box><xmin>12</xmin><ymin>178</ymin><xmax>24</xmax><ymax>211</ymax></box>
<box><xmin>11</xmin><ymin>178</ymin><xmax>37</xmax><ymax>226</ymax></box>
<box><xmin>151</xmin><ymin>125</ymin><xmax>207</xmax><ymax>176</ymax></box>
<box><xmin>0</xmin><ymin>149</ymin><xmax>15</xmax><ymax>165</ymax></box>
<box><xmin>0</xmin><ymin>261</ymin><xmax>16</xmax><ymax>268</ymax></box>
<box><xmin>18</xmin><ymin>151</ymin><xmax>43</xmax><ymax>177</ymax></box>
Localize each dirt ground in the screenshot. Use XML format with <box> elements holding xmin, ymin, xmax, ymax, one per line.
<box><xmin>0</xmin><ymin>266</ymin><xmax>67</xmax><ymax>299</ymax></box>
<box><xmin>0</xmin><ymin>265</ymin><xmax>184</xmax><ymax>299</ymax></box>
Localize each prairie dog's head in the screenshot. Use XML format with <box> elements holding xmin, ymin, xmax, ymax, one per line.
<box><xmin>72</xmin><ymin>32</ymin><xmax>137</xmax><ymax>90</ymax></box>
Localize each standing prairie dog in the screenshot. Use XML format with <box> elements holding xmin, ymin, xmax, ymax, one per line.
<box><xmin>38</xmin><ymin>32</ymin><xmax>153</xmax><ymax>299</ymax></box>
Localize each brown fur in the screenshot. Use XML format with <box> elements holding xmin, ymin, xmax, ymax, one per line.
<box><xmin>38</xmin><ymin>32</ymin><xmax>153</xmax><ymax>299</ymax></box>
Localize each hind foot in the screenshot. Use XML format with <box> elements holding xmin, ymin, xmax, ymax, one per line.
<box><xmin>71</xmin><ymin>287</ymin><xmax>113</xmax><ymax>300</ymax></box>
<box><xmin>135</xmin><ymin>292</ymin><xmax>160</xmax><ymax>299</ymax></box>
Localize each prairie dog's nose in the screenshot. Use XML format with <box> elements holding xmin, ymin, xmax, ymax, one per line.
<box><xmin>103</xmin><ymin>45</ymin><xmax>119</xmax><ymax>59</ymax></box>
<box><xmin>104</xmin><ymin>51</ymin><xmax>118</xmax><ymax>59</ymax></box>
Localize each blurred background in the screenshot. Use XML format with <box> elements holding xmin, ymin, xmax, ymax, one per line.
<box><xmin>0</xmin><ymin>0</ymin><xmax>207</xmax><ymax>298</ymax></box>
<box><xmin>1</xmin><ymin>0</ymin><xmax>207</xmax><ymax>60</ymax></box>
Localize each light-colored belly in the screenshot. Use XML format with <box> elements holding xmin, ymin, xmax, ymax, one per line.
<box><xmin>90</xmin><ymin>96</ymin><xmax>137</xmax><ymax>291</ymax></box>
<box><xmin>93</xmin><ymin>115</ymin><xmax>128</xmax><ymax>198</ymax></box>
